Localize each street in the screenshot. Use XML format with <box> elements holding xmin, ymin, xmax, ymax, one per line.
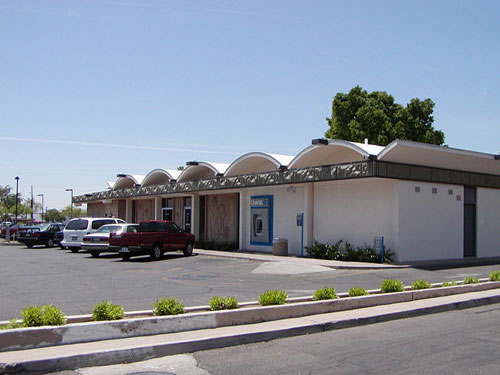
<box><xmin>48</xmin><ymin>303</ymin><xmax>500</xmax><ymax>374</ymax></box>
<box><xmin>193</xmin><ymin>303</ymin><xmax>500</xmax><ymax>375</ymax></box>
<box><xmin>1</xmin><ymin>242</ymin><xmax>499</xmax><ymax>321</ymax></box>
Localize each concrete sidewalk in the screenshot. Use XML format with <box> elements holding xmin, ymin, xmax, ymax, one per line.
<box><xmin>195</xmin><ymin>248</ymin><xmax>408</xmax><ymax>269</ymax></box>
<box><xmin>2</xmin><ymin>288</ymin><xmax>500</xmax><ymax>374</ymax></box>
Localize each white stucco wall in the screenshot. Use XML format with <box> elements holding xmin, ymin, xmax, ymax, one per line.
<box><xmin>313</xmin><ymin>178</ymin><xmax>397</xmax><ymax>256</ymax></box>
<box><xmin>477</xmin><ymin>187</ymin><xmax>500</xmax><ymax>257</ymax></box>
<box><xmin>396</xmin><ymin>181</ymin><xmax>463</xmax><ymax>262</ymax></box>
<box><xmin>244</xmin><ymin>185</ymin><xmax>306</xmax><ymax>256</ymax></box>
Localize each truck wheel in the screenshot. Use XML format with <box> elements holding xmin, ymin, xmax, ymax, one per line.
<box><xmin>46</xmin><ymin>239</ymin><xmax>54</xmax><ymax>248</ymax></box>
<box><xmin>151</xmin><ymin>244</ymin><xmax>163</xmax><ymax>261</ymax></box>
<box><xmin>90</xmin><ymin>251</ymin><xmax>99</xmax><ymax>258</ymax></box>
<box><xmin>121</xmin><ymin>254</ymin><xmax>131</xmax><ymax>261</ymax></box>
<box><xmin>183</xmin><ymin>242</ymin><xmax>193</xmax><ymax>256</ymax></box>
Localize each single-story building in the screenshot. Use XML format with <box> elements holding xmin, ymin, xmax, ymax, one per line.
<box><xmin>75</xmin><ymin>139</ymin><xmax>500</xmax><ymax>263</ymax></box>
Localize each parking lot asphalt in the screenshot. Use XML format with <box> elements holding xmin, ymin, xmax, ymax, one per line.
<box><xmin>1</xmin><ymin>241</ymin><xmax>500</xmax><ymax>321</ymax></box>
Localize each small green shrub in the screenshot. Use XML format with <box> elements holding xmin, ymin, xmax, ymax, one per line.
<box><xmin>442</xmin><ymin>280</ymin><xmax>457</xmax><ymax>287</ymax></box>
<box><xmin>412</xmin><ymin>279</ymin><xmax>431</xmax><ymax>290</ymax></box>
<box><xmin>258</xmin><ymin>290</ymin><xmax>288</xmax><ymax>306</ymax></box>
<box><xmin>21</xmin><ymin>305</ymin><xmax>44</xmax><ymax>327</ymax></box>
<box><xmin>0</xmin><ymin>319</ymin><xmax>22</xmax><ymax>330</ymax></box>
<box><xmin>489</xmin><ymin>270</ymin><xmax>500</xmax><ymax>282</ymax></box>
<box><xmin>349</xmin><ymin>286</ymin><xmax>368</xmax><ymax>297</ymax></box>
<box><xmin>92</xmin><ymin>300</ymin><xmax>124</xmax><ymax>321</ymax></box>
<box><xmin>209</xmin><ymin>296</ymin><xmax>239</xmax><ymax>311</ymax></box>
<box><xmin>41</xmin><ymin>304</ymin><xmax>66</xmax><ymax>326</ymax></box>
<box><xmin>380</xmin><ymin>279</ymin><xmax>404</xmax><ymax>293</ymax></box>
<box><xmin>313</xmin><ymin>287</ymin><xmax>337</xmax><ymax>301</ymax></box>
<box><xmin>305</xmin><ymin>240</ymin><xmax>394</xmax><ymax>264</ymax></box>
<box><xmin>464</xmin><ymin>276</ymin><xmax>479</xmax><ymax>284</ymax></box>
<box><xmin>153</xmin><ymin>297</ymin><xmax>185</xmax><ymax>316</ymax></box>
<box><xmin>19</xmin><ymin>304</ymin><xmax>66</xmax><ymax>327</ymax></box>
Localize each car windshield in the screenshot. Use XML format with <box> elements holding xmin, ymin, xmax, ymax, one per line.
<box><xmin>66</xmin><ymin>219</ymin><xmax>89</xmax><ymax>230</ymax></box>
<box><xmin>38</xmin><ymin>224</ymin><xmax>50</xmax><ymax>231</ymax></box>
<box><xmin>96</xmin><ymin>225</ymin><xmax>122</xmax><ymax>233</ymax></box>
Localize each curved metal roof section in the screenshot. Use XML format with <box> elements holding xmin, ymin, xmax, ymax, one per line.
<box><xmin>288</xmin><ymin>140</ymin><xmax>384</xmax><ymax>169</ymax></box>
<box><xmin>113</xmin><ymin>174</ymin><xmax>145</xmax><ymax>190</ymax></box>
<box><xmin>224</xmin><ymin>152</ymin><xmax>294</xmax><ymax>177</ymax></box>
<box><xmin>141</xmin><ymin>169</ymin><xmax>182</xmax><ymax>186</ymax></box>
<box><xmin>379</xmin><ymin>140</ymin><xmax>500</xmax><ymax>175</ymax></box>
<box><xmin>177</xmin><ymin>162</ymin><xmax>230</xmax><ymax>182</ymax></box>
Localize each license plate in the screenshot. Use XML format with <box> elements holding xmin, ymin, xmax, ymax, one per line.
<box><xmin>121</xmin><ymin>247</ymin><xmax>129</xmax><ymax>252</ymax></box>
<box><xmin>93</xmin><ymin>238</ymin><xmax>100</xmax><ymax>242</ymax></box>
<box><xmin>72</xmin><ymin>236</ymin><xmax>78</xmax><ymax>241</ymax></box>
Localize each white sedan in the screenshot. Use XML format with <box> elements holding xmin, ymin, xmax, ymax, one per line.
<box><xmin>81</xmin><ymin>224</ymin><xmax>138</xmax><ymax>258</ymax></box>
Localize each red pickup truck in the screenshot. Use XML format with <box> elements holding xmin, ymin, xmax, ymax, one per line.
<box><xmin>108</xmin><ymin>220</ymin><xmax>195</xmax><ymax>261</ymax></box>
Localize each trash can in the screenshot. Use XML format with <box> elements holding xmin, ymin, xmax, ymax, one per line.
<box><xmin>272</xmin><ymin>238</ymin><xmax>288</xmax><ymax>256</ymax></box>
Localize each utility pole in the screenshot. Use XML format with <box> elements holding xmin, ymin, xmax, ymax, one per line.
<box><xmin>31</xmin><ymin>185</ymin><xmax>34</xmax><ymax>220</ymax></box>
<box><xmin>38</xmin><ymin>193</ymin><xmax>44</xmax><ymax>221</ymax></box>
<box><xmin>15</xmin><ymin>176</ymin><xmax>19</xmax><ymax>224</ymax></box>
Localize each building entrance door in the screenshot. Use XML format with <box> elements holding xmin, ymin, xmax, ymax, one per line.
<box><xmin>463</xmin><ymin>186</ymin><xmax>476</xmax><ymax>257</ymax></box>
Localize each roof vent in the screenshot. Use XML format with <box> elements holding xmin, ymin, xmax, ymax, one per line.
<box><xmin>312</xmin><ymin>138</ymin><xmax>328</xmax><ymax>145</ymax></box>
<box><xmin>364</xmin><ymin>138</ymin><xmax>369</xmax><ymax>144</ymax></box>
<box><xmin>116</xmin><ymin>174</ymin><xmax>127</xmax><ymax>178</ymax></box>
<box><xmin>186</xmin><ymin>161</ymin><xmax>199</xmax><ymax>166</ymax></box>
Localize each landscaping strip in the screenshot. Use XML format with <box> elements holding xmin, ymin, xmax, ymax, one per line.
<box><xmin>1</xmin><ymin>280</ymin><xmax>498</xmax><ymax>352</ymax></box>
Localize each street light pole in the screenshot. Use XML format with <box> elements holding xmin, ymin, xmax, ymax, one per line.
<box><xmin>37</xmin><ymin>193</ymin><xmax>44</xmax><ymax>221</ymax></box>
<box><xmin>65</xmin><ymin>188</ymin><xmax>74</xmax><ymax>218</ymax></box>
<box><xmin>14</xmin><ymin>176</ymin><xmax>19</xmax><ymax>224</ymax></box>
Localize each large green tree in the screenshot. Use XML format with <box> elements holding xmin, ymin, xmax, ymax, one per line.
<box><xmin>325</xmin><ymin>86</ymin><xmax>445</xmax><ymax>146</ymax></box>
<box><xmin>0</xmin><ymin>185</ymin><xmax>32</xmax><ymax>221</ymax></box>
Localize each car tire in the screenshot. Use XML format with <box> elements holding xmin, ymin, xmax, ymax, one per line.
<box><xmin>60</xmin><ymin>245</ymin><xmax>67</xmax><ymax>250</ymax></box>
<box><xmin>151</xmin><ymin>244</ymin><xmax>163</xmax><ymax>261</ymax></box>
<box><xmin>70</xmin><ymin>247</ymin><xmax>79</xmax><ymax>253</ymax></box>
<box><xmin>183</xmin><ymin>242</ymin><xmax>193</xmax><ymax>256</ymax></box>
<box><xmin>27</xmin><ymin>244</ymin><xmax>33</xmax><ymax>249</ymax></box>
<box><xmin>90</xmin><ymin>251</ymin><xmax>99</xmax><ymax>258</ymax></box>
<box><xmin>121</xmin><ymin>254</ymin><xmax>131</xmax><ymax>261</ymax></box>
<box><xmin>46</xmin><ymin>239</ymin><xmax>54</xmax><ymax>248</ymax></box>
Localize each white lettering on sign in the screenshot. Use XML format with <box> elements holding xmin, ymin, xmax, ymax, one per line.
<box><xmin>250</xmin><ymin>199</ymin><xmax>267</xmax><ymax>207</ymax></box>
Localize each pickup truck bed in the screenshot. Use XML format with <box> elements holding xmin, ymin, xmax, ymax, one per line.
<box><xmin>108</xmin><ymin>220</ymin><xmax>195</xmax><ymax>261</ymax></box>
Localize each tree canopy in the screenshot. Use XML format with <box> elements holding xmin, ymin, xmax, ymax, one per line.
<box><xmin>0</xmin><ymin>185</ymin><xmax>33</xmax><ymax>221</ymax></box>
<box><xmin>325</xmin><ymin>86</ymin><xmax>445</xmax><ymax>146</ymax></box>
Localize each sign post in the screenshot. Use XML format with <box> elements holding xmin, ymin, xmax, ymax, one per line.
<box><xmin>374</xmin><ymin>236</ymin><xmax>385</xmax><ymax>263</ymax></box>
<box><xmin>297</xmin><ymin>213</ymin><xmax>304</xmax><ymax>257</ymax></box>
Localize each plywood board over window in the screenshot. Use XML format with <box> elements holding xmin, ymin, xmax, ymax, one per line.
<box><xmin>205</xmin><ymin>194</ymin><xmax>239</xmax><ymax>244</ymax></box>
<box><xmin>136</xmin><ymin>199</ymin><xmax>155</xmax><ymax>222</ymax></box>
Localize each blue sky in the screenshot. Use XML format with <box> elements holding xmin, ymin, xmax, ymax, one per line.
<box><xmin>1</xmin><ymin>0</ymin><xmax>499</xmax><ymax>210</ymax></box>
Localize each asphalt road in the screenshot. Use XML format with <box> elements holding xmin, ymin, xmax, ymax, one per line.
<box><xmin>49</xmin><ymin>303</ymin><xmax>500</xmax><ymax>375</ymax></box>
<box><xmin>193</xmin><ymin>303</ymin><xmax>500</xmax><ymax>375</ymax></box>
<box><xmin>1</xmin><ymin>242</ymin><xmax>499</xmax><ymax>320</ymax></box>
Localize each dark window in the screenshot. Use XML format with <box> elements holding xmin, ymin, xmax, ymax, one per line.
<box><xmin>167</xmin><ymin>223</ymin><xmax>184</xmax><ymax>233</ymax></box>
<box><xmin>92</xmin><ymin>220</ymin><xmax>115</xmax><ymax>230</ymax></box>
<box><xmin>154</xmin><ymin>222</ymin><xmax>166</xmax><ymax>232</ymax></box>
<box><xmin>139</xmin><ymin>222</ymin><xmax>151</xmax><ymax>232</ymax></box>
<box><xmin>66</xmin><ymin>219</ymin><xmax>89</xmax><ymax>230</ymax></box>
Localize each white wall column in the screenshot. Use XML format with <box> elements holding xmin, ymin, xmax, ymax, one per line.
<box><xmin>191</xmin><ymin>193</ymin><xmax>199</xmax><ymax>239</ymax></box>
<box><xmin>304</xmin><ymin>183</ymin><xmax>314</xmax><ymax>251</ymax></box>
<box><xmin>126</xmin><ymin>199</ymin><xmax>133</xmax><ymax>223</ymax></box>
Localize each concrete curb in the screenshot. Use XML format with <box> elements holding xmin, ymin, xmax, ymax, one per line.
<box><xmin>2</xmin><ymin>289</ymin><xmax>500</xmax><ymax>375</ymax></box>
<box><xmin>1</xmin><ymin>280</ymin><xmax>498</xmax><ymax>352</ymax></box>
